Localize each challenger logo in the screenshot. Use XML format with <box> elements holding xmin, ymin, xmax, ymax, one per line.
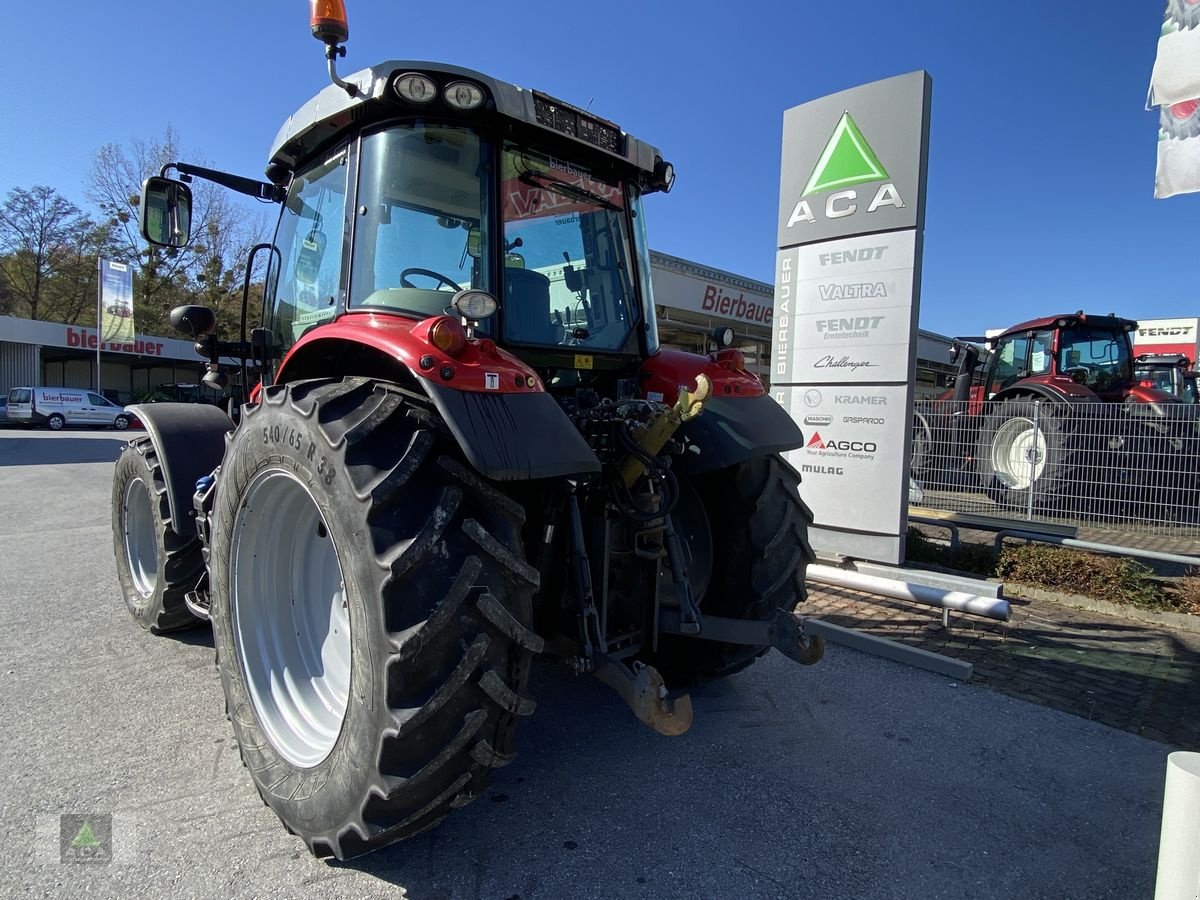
<box><xmin>786</xmin><ymin>112</ymin><xmax>905</xmax><ymax>227</ymax></box>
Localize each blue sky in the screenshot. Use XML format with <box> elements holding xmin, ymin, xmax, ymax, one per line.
<box><xmin>1</xmin><ymin>0</ymin><xmax>1192</xmax><ymax>336</ymax></box>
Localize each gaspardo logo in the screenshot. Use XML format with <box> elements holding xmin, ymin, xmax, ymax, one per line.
<box><xmin>786</xmin><ymin>112</ymin><xmax>905</xmax><ymax>227</ymax></box>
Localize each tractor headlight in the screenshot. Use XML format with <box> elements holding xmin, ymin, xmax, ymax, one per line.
<box><xmin>452</xmin><ymin>289</ymin><xmax>498</xmax><ymax>321</ymax></box>
<box><xmin>394</xmin><ymin>72</ymin><xmax>437</xmax><ymax>104</ymax></box>
<box><xmin>444</xmin><ymin>81</ymin><xmax>484</xmax><ymax>111</ymax></box>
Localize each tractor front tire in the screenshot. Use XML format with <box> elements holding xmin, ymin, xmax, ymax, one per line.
<box><xmin>648</xmin><ymin>453</ymin><xmax>814</xmax><ymax>688</ymax></box>
<box><xmin>208</xmin><ymin>377</ymin><xmax>540</xmax><ymax>860</ymax></box>
<box><xmin>111</xmin><ymin>438</ymin><xmax>205</xmax><ymax>633</ymax></box>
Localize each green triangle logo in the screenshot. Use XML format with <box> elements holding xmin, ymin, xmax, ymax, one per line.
<box><xmin>71</xmin><ymin>823</ymin><xmax>101</xmax><ymax>848</ymax></box>
<box><xmin>801</xmin><ymin>112</ymin><xmax>889</xmax><ymax>197</ymax></box>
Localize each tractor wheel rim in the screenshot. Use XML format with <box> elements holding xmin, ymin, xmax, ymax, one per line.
<box><xmin>122</xmin><ymin>477</ymin><xmax>159</xmax><ymax>599</ymax></box>
<box><xmin>991</xmin><ymin>417</ymin><xmax>1047</xmax><ymax>490</ymax></box>
<box><xmin>231</xmin><ymin>468</ymin><xmax>350</xmax><ymax>769</ymax></box>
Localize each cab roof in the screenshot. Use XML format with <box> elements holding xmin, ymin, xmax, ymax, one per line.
<box><xmin>998</xmin><ymin>312</ymin><xmax>1138</xmax><ymax>338</ymax></box>
<box><xmin>268</xmin><ymin>60</ymin><xmax>665</xmax><ymax>182</ymax></box>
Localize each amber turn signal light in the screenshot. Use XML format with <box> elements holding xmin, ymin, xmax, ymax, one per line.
<box><xmin>428</xmin><ymin>317</ymin><xmax>467</xmax><ymax>357</ymax></box>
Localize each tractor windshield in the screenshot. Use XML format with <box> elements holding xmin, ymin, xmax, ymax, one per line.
<box><xmin>1057</xmin><ymin>325</ymin><xmax>1131</xmax><ymax>391</ymax></box>
<box><xmin>349</xmin><ymin>124</ymin><xmax>491</xmax><ymax>319</ymax></box>
<box><xmin>499</xmin><ymin>145</ymin><xmax>641</xmax><ymax>353</ymax></box>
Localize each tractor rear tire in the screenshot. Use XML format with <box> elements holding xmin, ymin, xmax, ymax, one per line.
<box><xmin>647</xmin><ymin>453</ymin><xmax>814</xmax><ymax>688</ymax></box>
<box><xmin>975</xmin><ymin>399</ymin><xmax>1086</xmax><ymax>512</ymax></box>
<box><xmin>207</xmin><ymin>377</ymin><xmax>540</xmax><ymax>860</ymax></box>
<box><xmin>111</xmin><ymin>438</ymin><xmax>205</xmax><ymax>633</ymax></box>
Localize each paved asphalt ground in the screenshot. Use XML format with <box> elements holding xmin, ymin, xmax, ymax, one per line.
<box><xmin>0</xmin><ymin>430</ymin><xmax>1179</xmax><ymax>899</ymax></box>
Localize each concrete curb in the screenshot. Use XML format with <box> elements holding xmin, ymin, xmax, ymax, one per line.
<box><xmin>1004</xmin><ymin>582</ymin><xmax>1200</xmax><ymax>634</ymax></box>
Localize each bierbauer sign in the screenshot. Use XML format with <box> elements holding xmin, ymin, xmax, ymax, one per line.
<box><xmin>772</xmin><ymin>71</ymin><xmax>931</xmax><ymax>564</ymax></box>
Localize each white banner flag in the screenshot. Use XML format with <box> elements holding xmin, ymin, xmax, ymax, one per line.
<box><xmin>1156</xmin><ymin>99</ymin><xmax>1200</xmax><ymax>198</ymax></box>
<box><xmin>1150</xmin><ymin>2</ymin><xmax>1200</xmax><ymax>107</ymax></box>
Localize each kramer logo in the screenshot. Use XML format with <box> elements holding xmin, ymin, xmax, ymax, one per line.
<box><xmin>786</xmin><ymin>112</ymin><xmax>905</xmax><ymax>227</ymax></box>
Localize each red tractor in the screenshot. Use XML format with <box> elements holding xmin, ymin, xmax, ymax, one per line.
<box><xmin>111</xmin><ymin>3</ymin><xmax>819</xmax><ymax>859</ymax></box>
<box><xmin>1134</xmin><ymin>353</ymin><xmax>1199</xmax><ymax>404</ymax></box>
<box><xmin>912</xmin><ymin>311</ymin><xmax>1199</xmax><ymax>515</ymax></box>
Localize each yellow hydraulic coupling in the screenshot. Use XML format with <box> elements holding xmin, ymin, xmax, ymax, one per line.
<box><xmin>620</xmin><ymin>374</ymin><xmax>712</xmax><ymax>488</ymax></box>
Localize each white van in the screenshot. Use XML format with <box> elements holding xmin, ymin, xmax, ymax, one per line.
<box><xmin>5</xmin><ymin>387</ymin><xmax>133</xmax><ymax>431</ymax></box>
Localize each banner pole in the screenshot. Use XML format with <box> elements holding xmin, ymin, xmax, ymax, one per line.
<box><xmin>96</xmin><ymin>258</ymin><xmax>102</xmax><ymax>394</ymax></box>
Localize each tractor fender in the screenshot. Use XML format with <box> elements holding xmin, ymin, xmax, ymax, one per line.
<box><xmin>273</xmin><ymin>316</ymin><xmax>600</xmax><ymax>481</ymax></box>
<box><xmin>675</xmin><ymin>395</ymin><xmax>805</xmax><ymax>475</ymax></box>
<box><xmin>126</xmin><ymin>403</ymin><xmax>234</xmax><ymax>536</ymax></box>
<box><xmin>421</xmin><ymin>381</ymin><xmax>600</xmax><ymax>480</ymax></box>
<box><xmin>992</xmin><ymin>382</ymin><xmax>1099</xmax><ymax>406</ymax></box>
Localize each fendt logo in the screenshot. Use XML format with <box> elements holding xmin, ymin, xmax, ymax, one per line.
<box><xmin>786</xmin><ymin>112</ymin><xmax>905</xmax><ymax>227</ymax></box>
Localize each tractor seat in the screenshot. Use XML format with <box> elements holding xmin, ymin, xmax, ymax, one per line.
<box><xmin>504</xmin><ymin>268</ymin><xmax>558</xmax><ymax>345</ymax></box>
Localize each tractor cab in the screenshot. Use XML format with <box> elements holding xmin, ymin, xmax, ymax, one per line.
<box><xmin>140</xmin><ymin>52</ymin><xmax>676</xmax><ymax>398</ymax></box>
<box><xmin>977</xmin><ymin>313</ymin><xmax>1152</xmax><ymax>403</ymax></box>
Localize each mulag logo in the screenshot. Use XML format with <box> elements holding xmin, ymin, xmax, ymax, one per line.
<box><xmin>785</xmin><ymin>112</ymin><xmax>904</xmax><ymax>228</ymax></box>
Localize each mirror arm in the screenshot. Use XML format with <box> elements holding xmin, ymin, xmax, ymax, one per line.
<box><xmin>160</xmin><ymin>162</ymin><xmax>286</xmax><ymax>203</ymax></box>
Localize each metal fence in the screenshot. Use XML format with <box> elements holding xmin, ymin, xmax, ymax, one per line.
<box><xmin>909</xmin><ymin>399</ymin><xmax>1200</xmax><ymax>539</ymax></box>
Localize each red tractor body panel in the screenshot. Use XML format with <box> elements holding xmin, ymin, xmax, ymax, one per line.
<box><xmin>641</xmin><ymin>348</ymin><xmax>765</xmax><ymax>405</ymax></box>
<box><xmin>274</xmin><ymin>312</ymin><xmax>544</xmax><ymax>395</ymax></box>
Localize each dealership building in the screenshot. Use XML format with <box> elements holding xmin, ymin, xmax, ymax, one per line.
<box><xmin>0</xmin><ymin>315</ymin><xmax>213</xmax><ymax>404</ymax></box>
<box><xmin>0</xmin><ymin>252</ymin><xmax>959</xmax><ymax>402</ymax></box>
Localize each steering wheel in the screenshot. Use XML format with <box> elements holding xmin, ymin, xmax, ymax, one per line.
<box><xmin>400</xmin><ymin>268</ymin><xmax>462</xmax><ymax>292</ymax></box>
<box><xmin>1064</xmin><ymin>365</ymin><xmax>1091</xmax><ymax>385</ymax></box>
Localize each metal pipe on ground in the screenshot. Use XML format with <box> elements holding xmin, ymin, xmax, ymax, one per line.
<box><xmin>994</xmin><ymin>531</ymin><xmax>1200</xmax><ymax>568</ymax></box>
<box><xmin>807</xmin><ymin>564</ymin><xmax>1012</xmax><ymax>622</ymax></box>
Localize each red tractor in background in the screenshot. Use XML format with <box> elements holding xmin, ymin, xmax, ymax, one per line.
<box><xmin>109</xmin><ymin>2</ymin><xmax>820</xmax><ymax>860</ymax></box>
<box><xmin>912</xmin><ymin>311</ymin><xmax>1200</xmax><ymax>516</ymax></box>
<box><xmin>1134</xmin><ymin>352</ymin><xmax>1199</xmax><ymax>404</ymax></box>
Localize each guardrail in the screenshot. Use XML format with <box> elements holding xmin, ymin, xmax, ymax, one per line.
<box><xmin>910</xmin><ymin>399</ymin><xmax>1200</xmax><ymax>539</ymax></box>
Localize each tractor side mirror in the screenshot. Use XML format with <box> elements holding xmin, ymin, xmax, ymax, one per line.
<box><xmin>139</xmin><ymin>177</ymin><xmax>193</xmax><ymax>248</ymax></box>
<box><xmin>170</xmin><ymin>305</ymin><xmax>217</xmax><ymax>339</ymax></box>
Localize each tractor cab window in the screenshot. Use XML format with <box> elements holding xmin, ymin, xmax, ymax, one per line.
<box><xmin>988</xmin><ymin>329</ymin><xmax>1062</xmax><ymax>395</ymax></box>
<box><xmin>1058</xmin><ymin>326</ymin><xmax>1131</xmax><ymax>391</ymax></box>
<box><xmin>499</xmin><ymin>145</ymin><xmax>637</xmax><ymax>353</ymax></box>
<box><xmin>1184</xmin><ymin>376</ymin><xmax>1198</xmax><ymax>404</ymax></box>
<box><xmin>269</xmin><ymin>149</ymin><xmax>349</xmax><ymax>352</ymax></box>
<box><xmin>350</xmin><ymin>125</ymin><xmax>490</xmax><ymax>320</ymax></box>
<box><xmin>1135</xmin><ymin>364</ymin><xmax>1177</xmax><ymax>393</ymax></box>
<box><xmin>988</xmin><ymin>334</ymin><xmax>1030</xmax><ymax>395</ymax></box>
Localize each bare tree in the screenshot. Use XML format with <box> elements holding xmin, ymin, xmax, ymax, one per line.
<box><xmin>0</xmin><ymin>186</ymin><xmax>106</xmax><ymax>322</ymax></box>
<box><xmin>88</xmin><ymin>126</ymin><xmax>268</xmax><ymax>334</ymax></box>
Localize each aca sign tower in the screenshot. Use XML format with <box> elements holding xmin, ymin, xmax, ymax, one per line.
<box><xmin>771</xmin><ymin>71</ymin><xmax>932</xmax><ymax>564</ymax></box>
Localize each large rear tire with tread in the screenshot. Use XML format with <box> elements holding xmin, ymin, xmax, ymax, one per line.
<box><xmin>646</xmin><ymin>454</ymin><xmax>814</xmax><ymax>688</ymax></box>
<box><xmin>208</xmin><ymin>377</ymin><xmax>540</xmax><ymax>860</ymax></box>
<box><xmin>975</xmin><ymin>399</ymin><xmax>1086</xmax><ymax>512</ymax></box>
<box><xmin>111</xmin><ymin>438</ymin><xmax>205</xmax><ymax>633</ymax></box>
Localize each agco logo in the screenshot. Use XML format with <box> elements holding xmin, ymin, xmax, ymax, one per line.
<box><xmin>805</xmin><ymin>431</ymin><xmax>879</xmax><ymax>453</ymax></box>
<box><xmin>785</xmin><ymin>112</ymin><xmax>904</xmax><ymax>227</ymax></box>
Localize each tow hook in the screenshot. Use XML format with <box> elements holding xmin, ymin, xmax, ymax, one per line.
<box><xmin>592</xmin><ymin>654</ymin><xmax>693</xmax><ymax>736</ymax></box>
